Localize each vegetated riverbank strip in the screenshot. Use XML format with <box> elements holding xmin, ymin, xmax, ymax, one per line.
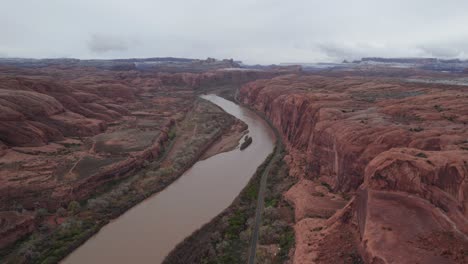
<box><xmin>232</xmin><ymin>87</ymin><xmax>294</xmax><ymax>263</ymax></box>
<box><xmin>1</xmin><ymin>99</ymin><xmax>236</xmax><ymax>264</ymax></box>
<box><xmin>236</xmin><ymin>95</ymin><xmax>285</xmax><ymax>264</ymax></box>
<box><xmin>247</xmin><ymin>140</ymin><xmax>281</xmax><ymax>264</ymax></box>
<box><xmin>163</xmin><ymin>144</ymin><xmax>279</xmax><ymax>264</ymax></box>
<box><xmin>231</xmin><ymin>88</ymin><xmax>289</xmax><ymax>264</ymax></box>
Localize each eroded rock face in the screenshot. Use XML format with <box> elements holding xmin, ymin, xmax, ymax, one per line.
<box><xmin>364</xmin><ymin>148</ymin><xmax>467</xmax><ymax>232</ymax></box>
<box><xmin>357</xmin><ymin>189</ymin><xmax>467</xmax><ymax>264</ymax></box>
<box><xmin>156</xmin><ymin>69</ymin><xmax>288</xmax><ymax>89</ymax></box>
<box><xmin>0</xmin><ymin>67</ymin><xmax>284</xmax><ymax>148</ymax></box>
<box><xmin>240</xmin><ymin>75</ymin><xmax>467</xmax><ymax>190</ymax></box>
<box><xmin>0</xmin><ymin>141</ymin><xmax>6</xmax><ymax>157</ymax></box>
<box><xmin>0</xmin><ymin>68</ymin><xmax>187</xmax><ymax>216</ymax></box>
<box><xmin>0</xmin><ymin>211</ymin><xmax>35</xmax><ymax>250</ymax></box>
<box><xmin>0</xmin><ymin>78</ymin><xmax>118</xmax><ymax>147</ymax></box>
<box><xmin>356</xmin><ymin>148</ymin><xmax>468</xmax><ymax>263</ymax></box>
<box><xmin>285</xmin><ymin>179</ymin><xmax>347</xmax><ymax>221</ymax></box>
<box><xmin>0</xmin><ymin>89</ymin><xmax>64</xmax><ymax>118</ymax></box>
<box><xmin>240</xmin><ymin>74</ymin><xmax>468</xmax><ymax>263</ymax></box>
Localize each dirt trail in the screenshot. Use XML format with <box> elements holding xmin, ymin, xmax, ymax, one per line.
<box><xmin>65</xmin><ymin>141</ymin><xmax>96</xmax><ymax>178</ymax></box>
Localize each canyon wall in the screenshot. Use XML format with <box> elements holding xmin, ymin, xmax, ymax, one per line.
<box><xmin>240</xmin><ymin>74</ymin><xmax>468</xmax><ymax>263</ymax></box>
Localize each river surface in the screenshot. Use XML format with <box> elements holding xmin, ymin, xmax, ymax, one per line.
<box><xmin>62</xmin><ymin>94</ymin><xmax>276</xmax><ymax>264</ymax></box>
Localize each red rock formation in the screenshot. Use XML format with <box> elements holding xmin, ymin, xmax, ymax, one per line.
<box><xmin>69</xmin><ymin>119</ymin><xmax>173</xmax><ymax>202</ymax></box>
<box><xmin>0</xmin><ymin>211</ymin><xmax>35</xmax><ymax>249</ymax></box>
<box><xmin>240</xmin><ymin>74</ymin><xmax>468</xmax><ymax>263</ymax></box>
<box><xmin>0</xmin><ymin>77</ymin><xmax>118</xmax><ymax>146</ymax></box>
<box><xmin>0</xmin><ymin>65</ymin><xmax>286</xmax><ymax>205</ymax></box>
<box><xmin>0</xmin><ymin>141</ymin><xmax>6</xmax><ymax>157</ymax></box>
<box><xmin>153</xmin><ymin>68</ymin><xmax>293</xmax><ymax>89</ymax></box>
<box><xmin>356</xmin><ymin>148</ymin><xmax>468</xmax><ymax>263</ymax></box>
<box><xmin>0</xmin><ymin>71</ymin><xmax>145</xmax><ymax>209</ymax></box>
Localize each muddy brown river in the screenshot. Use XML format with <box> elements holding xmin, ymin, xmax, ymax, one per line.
<box><xmin>62</xmin><ymin>94</ymin><xmax>276</xmax><ymax>264</ymax></box>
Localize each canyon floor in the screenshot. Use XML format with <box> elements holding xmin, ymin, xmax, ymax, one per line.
<box><xmin>0</xmin><ymin>59</ymin><xmax>290</xmax><ymax>263</ymax></box>
<box><xmin>0</xmin><ymin>58</ymin><xmax>467</xmax><ymax>264</ymax></box>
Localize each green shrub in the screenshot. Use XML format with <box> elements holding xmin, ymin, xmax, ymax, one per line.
<box><xmin>36</xmin><ymin>208</ymin><xmax>48</xmax><ymax>220</ymax></box>
<box><xmin>416</xmin><ymin>152</ymin><xmax>428</xmax><ymax>158</ymax></box>
<box><xmin>278</xmin><ymin>228</ymin><xmax>295</xmax><ymax>260</ymax></box>
<box><xmin>434</xmin><ymin>105</ymin><xmax>444</xmax><ymax>112</ymax></box>
<box><xmin>68</xmin><ymin>201</ymin><xmax>81</xmax><ymax>214</ymax></box>
<box><xmin>168</xmin><ymin>130</ymin><xmax>176</xmax><ymax>140</ymax></box>
<box><xmin>265</xmin><ymin>198</ymin><xmax>278</xmax><ymax>207</ymax></box>
<box><xmin>409</xmin><ymin>127</ymin><xmax>424</xmax><ymax>132</ymax></box>
<box><xmin>244</xmin><ymin>182</ymin><xmax>258</xmax><ymax>201</ymax></box>
<box><xmin>56</xmin><ymin>207</ymin><xmax>67</xmax><ymax>217</ymax></box>
<box><xmin>226</xmin><ymin>210</ymin><xmax>247</xmax><ymax>239</ymax></box>
<box><xmin>321</xmin><ymin>182</ymin><xmax>332</xmax><ymax>192</ymax></box>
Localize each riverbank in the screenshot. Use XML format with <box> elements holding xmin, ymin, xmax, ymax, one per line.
<box><xmin>164</xmin><ymin>144</ymin><xmax>298</xmax><ymax>264</ymax></box>
<box><xmin>200</xmin><ymin>119</ymin><xmax>247</xmax><ymax>160</ymax></box>
<box><xmin>1</xmin><ymin>98</ymin><xmax>237</xmax><ymax>264</ymax></box>
<box><xmin>163</xmin><ymin>145</ymin><xmax>278</xmax><ymax>263</ymax></box>
<box><xmin>58</xmin><ymin>94</ymin><xmax>276</xmax><ymax>264</ymax></box>
<box><xmin>164</xmin><ymin>90</ymin><xmax>297</xmax><ymax>264</ymax></box>
<box><xmin>233</xmin><ymin>85</ymin><xmax>296</xmax><ymax>263</ymax></box>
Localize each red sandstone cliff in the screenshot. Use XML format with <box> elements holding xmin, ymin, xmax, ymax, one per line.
<box><xmin>240</xmin><ymin>74</ymin><xmax>468</xmax><ymax>263</ymax></box>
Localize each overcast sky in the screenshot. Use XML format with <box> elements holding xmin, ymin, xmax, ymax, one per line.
<box><xmin>1</xmin><ymin>0</ymin><xmax>468</xmax><ymax>64</ymax></box>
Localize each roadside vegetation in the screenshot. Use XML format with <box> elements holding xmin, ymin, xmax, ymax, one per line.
<box><xmin>256</xmin><ymin>147</ymin><xmax>297</xmax><ymax>263</ymax></box>
<box><xmin>164</xmin><ymin>145</ymin><xmax>297</xmax><ymax>264</ymax></box>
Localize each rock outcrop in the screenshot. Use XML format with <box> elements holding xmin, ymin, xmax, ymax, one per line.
<box><xmin>240</xmin><ymin>74</ymin><xmax>468</xmax><ymax>263</ymax></box>
<box><xmin>0</xmin><ymin>69</ymin><xmax>179</xmax><ymax>214</ymax></box>
<box><xmin>0</xmin><ymin>77</ymin><xmax>117</xmax><ymax>147</ymax></box>
<box><xmin>0</xmin><ymin>211</ymin><xmax>35</xmax><ymax>250</ymax></box>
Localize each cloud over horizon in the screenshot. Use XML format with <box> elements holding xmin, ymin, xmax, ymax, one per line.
<box><xmin>1</xmin><ymin>0</ymin><xmax>468</xmax><ymax>64</ymax></box>
<box><xmin>88</xmin><ymin>34</ymin><xmax>133</xmax><ymax>54</ymax></box>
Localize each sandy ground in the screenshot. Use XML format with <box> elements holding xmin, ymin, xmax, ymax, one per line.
<box><xmin>200</xmin><ymin>120</ymin><xmax>247</xmax><ymax>160</ymax></box>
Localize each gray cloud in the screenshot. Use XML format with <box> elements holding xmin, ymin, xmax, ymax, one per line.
<box><xmin>315</xmin><ymin>42</ymin><xmax>426</xmax><ymax>62</ymax></box>
<box><xmin>1</xmin><ymin>0</ymin><xmax>468</xmax><ymax>63</ymax></box>
<box><xmin>316</xmin><ymin>43</ymin><xmax>366</xmax><ymax>61</ymax></box>
<box><xmin>419</xmin><ymin>46</ymin><xmax>461</xmax><ymax>58</ymax></box>
<box><xmin>418</xmin><ymin>40</ymin><xmax>468</xmax><ymax>58</ymax></box>
<box><xmin>88</xmin><ymin>34</ymin><xmax>131</xmax><ymax>54</ymax></box>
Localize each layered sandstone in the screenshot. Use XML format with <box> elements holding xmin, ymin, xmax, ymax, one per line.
<box><xmin>0</xmin><ymin>211</ymin><xmax>35</xmax><ymax>250</ymax></box>
<box><xmin>240</xmin><ymin>74</ymin><xmax>468</xmax><ymax>263</ymax></box>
